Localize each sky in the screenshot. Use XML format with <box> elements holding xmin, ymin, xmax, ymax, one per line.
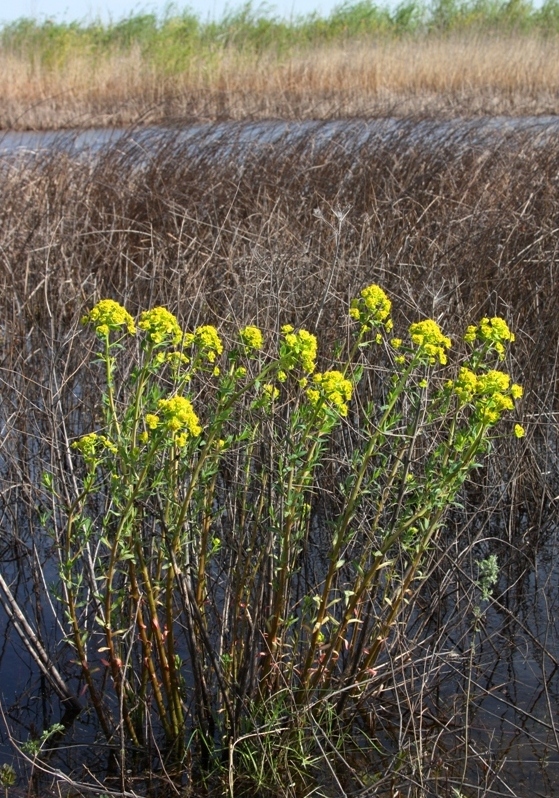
<box><xmin>0</xmin><ymin>0</ymin><xmax>344</xmax><ymax>25</ymax></box>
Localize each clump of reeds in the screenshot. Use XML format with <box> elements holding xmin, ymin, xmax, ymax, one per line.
<box><xmin>4</xmin><ymin>1</ymin><xmax>559</xmax><ymax>126</ymax></box>
<box><xmin>0</xmin><ymin>124</ymin><xmax>557</xmax><ymax>795</ymax></box>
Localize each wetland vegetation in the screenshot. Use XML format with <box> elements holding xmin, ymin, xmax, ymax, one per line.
<box><xmin>4</xmin><ymin>0</ymin><xmax>559</xmax><ymax>127</ymax></box>
<box><xmin>0</xmin><ymin>124</ymin><xmax>557</xmax><ymax>796</ymax></box>
<box><xmin>1</xmin><ymin>3</ymin><xmax>559</xmax><ymax>794</ymax></box>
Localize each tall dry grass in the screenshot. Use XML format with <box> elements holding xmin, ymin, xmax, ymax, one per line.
<box><xmin>3</xmin><ymin>34</ymin><xmax>559</xmax><ymax>128</ymax></box>
<box><xmin>0</xmin><ymin>123</ymin><xmax>558</xmax><ymax>794</ymax></box>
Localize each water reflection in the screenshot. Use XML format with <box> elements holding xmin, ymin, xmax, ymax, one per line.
<box><xmin>410</xmin><ymin>521</ymin><xmax>559</xmax><ymax>796</ymax></box>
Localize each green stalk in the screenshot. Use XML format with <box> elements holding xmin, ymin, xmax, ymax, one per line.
<box><xmin>196</xmin><ymin>468</ymin><xmax>220</xmax><ymax>610</ymax></box>
<box><xmin>129</xmin><ymin>340</ymin><xmax>155</xmax><ymax>450</ymax></box>
<box><xmin>165</xmin><ymin>566</ymin><xmax>185</xmax><ymax>745</ymax></box>
<box><xmin>103</xmin><ymin>334</ymin><xmax>121</xmax><ymax>439</ymax></box>
<box><xmin>134</xmin><ymin>539</ymin><xmax>184</xmax><ymax>742</ymax></box>
<box><xmin>99</xmin><ymin>435</ymin><xmax>175</xmax><ymax>737</ymax></box>
<box><xmin>306</xmin><ymin>500</ymin><xmax>436</xmax><ymax>694</ymax></box>
<box><xmin>64</xmin><ymin>496</ymin><xmax>114</xmax><ymax>742</ymax></box>
<box><xmin>127</xmin><ymin>560</ymin><xmax>173</xmax><ymax>740</ymax></box>
<box><xmin>172</xmin><ymin>359</ymin><xmax>279</xmax><ymax>538</ymax></box>
<box><xmin>356</xmin><ymin>505</ymin><xmax>447</xmax><ymax>682</ymax></box>
<box><xmin>229</xmin><ymin>426</ymin><xmax>262</xmax><ymax>670</ymax></box>
<box><xmin>337</xmin><ymin>423</ymin><xmax>490</xmax><ymax>694</ymax></box>
<box><xmin>100</xmin><ymin>517</ymin><xmax>140</xmax><ymax>746</ymax></box>
<box><xmin>298</xmin><ymin>360</ymin><xmax>416</xmax><ymax>689</ymax></box>
<box><xmin>303</xmin><ymin>382</ymin><xmax>486</xmax><ymax>695</ymax></box>
<box><xmin>260</xmin><ymin>420</ymin><xmax>324</xmax><ymax>690</ymax></box>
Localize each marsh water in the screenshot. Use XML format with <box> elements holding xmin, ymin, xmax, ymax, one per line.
<box><xmin>4</xmin><ymin>486</ymin><xmax>559</xmax><ymax>796</ymax></box>
<box><xmin>0</xmin><ymin>117</ymin><xmax>559</xmax><ymax>796</ymax></box>
<box><xmin>2</xmin><ymin>115</ymin><xmax>559</xmax><ymax>159</ymax></box>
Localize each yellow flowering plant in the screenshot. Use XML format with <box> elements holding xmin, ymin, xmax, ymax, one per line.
<box><xmin>239</xmin><ymin>324</ymin><xmax>264</xmax><ymax>352</ymax></box>
<box><xmin>349</xmin><ymin>283</ymin><xmax>393</xmax><ymax>332</ymax></box>
<box><xmin>81</xmin><ymin>298</ymin><xmax>136</xmax><ymax>338</ymax></box>
<box><xmin>278</xmin><ymin>324</ymin><xmax>318</xmax><ymax>373</ymax></box>
<box><xmin>47</xmin><ymin>288</ymin><xmax>524</xmax><ymax>792</ymax></box>
<box><xmin>138</xmin><ymin>306</ymin><xmax>183</xmax><ymax>346</ymax></box>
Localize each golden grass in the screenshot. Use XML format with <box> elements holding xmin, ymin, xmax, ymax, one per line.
<box><xmin>3</xmin><ymin>33</ymin><xmax>559</xmax><ymax>129</ymax></box>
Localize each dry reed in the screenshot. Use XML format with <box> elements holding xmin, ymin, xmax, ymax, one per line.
<box><xmin>0</xmin><ymin>121</ymin><xmax>555</xmax><ymax>523</ymax></box>
<box><xmin>3</xmin><ymin>34</ymin><xmax>559</xmax><ymax>129</ymax></box>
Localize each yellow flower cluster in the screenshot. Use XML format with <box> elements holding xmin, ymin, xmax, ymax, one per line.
<box><xmin>81</xmin><ymin>299</ymin><xmax>136</xmax><ymax>338</ymax></box>
<box><xmin>473</xmin><ymin>370</ymin><xmax>518</xmax><ymax>424</ymax></box>
<box><xmin>452</xmin><ymin>367</ymin><xmax>478</xmax><ymax>403</ymax></box>
<box><xmin>476</xmin><ymin>397</ymin><xmax>513</xmax><ymax>425</ymax></box>
<box><xmin>306</xmin><ymin>370</ymin><xmax>353</xmax><ymax>417</ymax></box>
<box><xmin>184</xmin><ymin>325</ymin><xmax>224</xmax><ymax>363</ymax></box>
<box><xmin>450</xmin><ymin>367</ymin><xmax>523</xmax><ymax>426</ymax></box>
<box><xmin>239</xmin><ymin>325</ymin><xmax>264</xmax><ymax>351</ymax></box>
<box><xmin>464</xmin><ymin>317</ymin><xmax>515</xmax><ymax>358</ymax></box>
<box><xmin>153</xmin><ymin>396</ymin><xmax>202</xmax><ymax>445</ymax></box>
<box><xmin>280</xmin><ymin>326</ymin><xmax>318</xmax><ymax>374</ymax></box>
<box><xmin>409</xmin><ymin>319</ymin><xmax>451</xmax><ymax>365</ymax></box>
<box><xmin>477</xmin><ymin>370</ymin><xmax>511</xmax><ymax>395</ymax></box>
<box><xmin>145</xmin><ymin>414</ymin><xmax>160</xmax><ymax>429</ymax></box>
<box><xmin>138</xmin><ymin>307</ymin><xmax>183</xmax><ymax>346</ymax></box>
<box><xmin>72</xmin><ymin>432</ymin><xmax>117</xmax><ymax>460</ymax></box>
<box><xmin>262</xmin><ymin>383</ymin><xmax>280</xmax><ymax>401</ymax></box>
<box><xmin>165</xmin><ymin>351</ymin><xmax>190</xmax><ymax>372</ymax></box>
<box><xmin>349</xmin><ymin>284</ymin><xmax>393</xmax><ymax>331</ymax></box>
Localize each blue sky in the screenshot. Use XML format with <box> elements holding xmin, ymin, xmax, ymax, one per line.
<box><xmin>0</xmin><ymin>0</ymin><xmax>345</xmax><ymax>25</ymax></box>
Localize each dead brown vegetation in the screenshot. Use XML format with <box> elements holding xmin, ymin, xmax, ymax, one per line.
<box><xmin>4</xmin><ymin>34</ymin><xmax>559</xmax><ymax>129</ymax></box>
<box><xmin>0</xmin><ymin>121</ymin><xmax>556</xmax><ymax>524</ymax></box>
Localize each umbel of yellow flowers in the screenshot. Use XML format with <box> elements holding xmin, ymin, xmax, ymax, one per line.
<box><xmin>76</xmin><ymin>289</ymin><xmax>524</xmax><ymax>458</ymax></box>
<box><xmin>81</xmin><ymin>299</ymin><xmax>136</xmax><ymax>337</ymax></box>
